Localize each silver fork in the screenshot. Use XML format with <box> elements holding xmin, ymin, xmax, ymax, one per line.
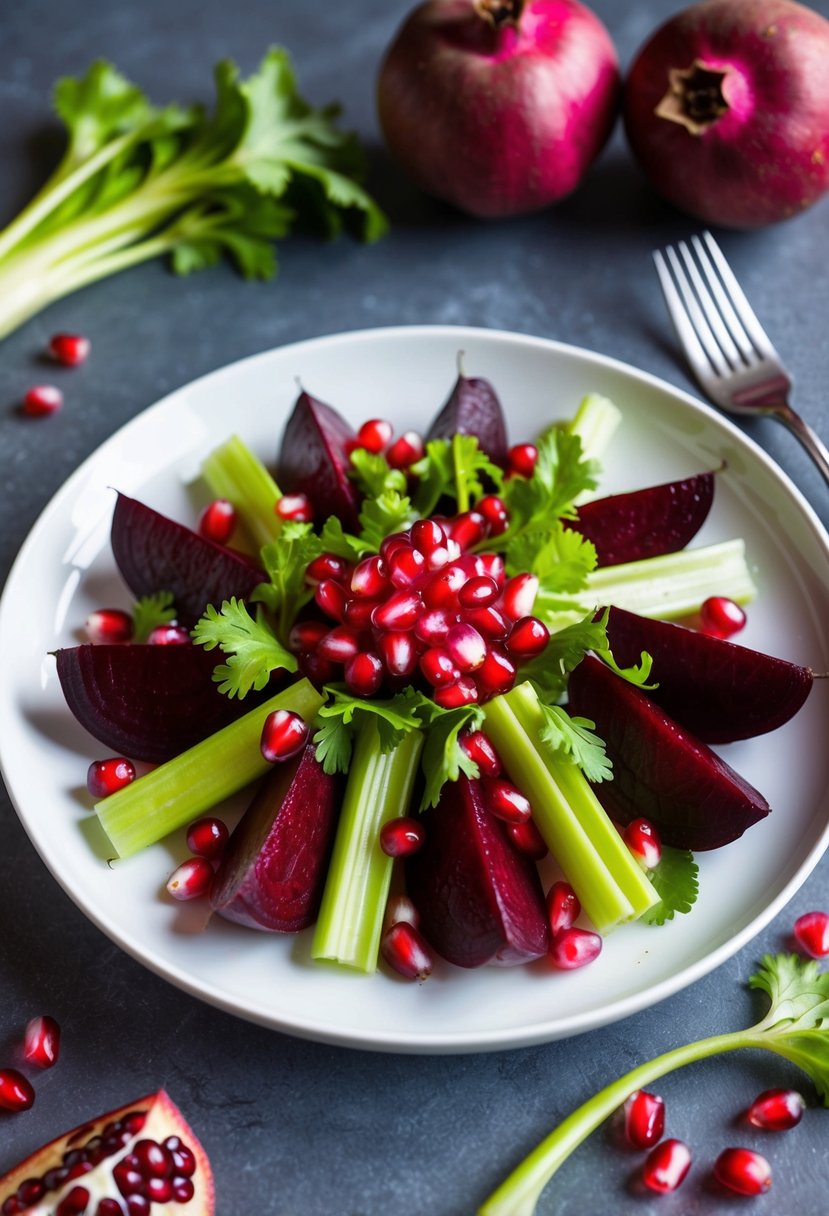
<box><xmin>653</xmin><ymin>231</ymin><xmax>829</xmax><ymax>487</ymax></box>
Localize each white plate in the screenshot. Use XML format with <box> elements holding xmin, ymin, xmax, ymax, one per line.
<box><xmin>2</xmin><ymin>326</ymin><xmax>829</xmax><ymax>1054</ymax></box>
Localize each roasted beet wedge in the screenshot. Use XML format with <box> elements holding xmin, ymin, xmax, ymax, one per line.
<box><xmin>425</xmin><ymin>371</ymin><xmax>509</xmax><ymax>466</ymax></box>
<box><xmin>405</xmin><ymin>775</ymin><xmax>549</xmax><ymax>967</ymax></box>
<box><xmin>277</xmin><ymin>389</ymin><xmax>361</xmax><ymax>529</ymax></box>
<box><xmin>111</xmin><ymin>492</ymin><xmax>264</xmax><ymax>626</ymax></box>
<box><xmin>210</xmin><ymin>744</ymin><xmax>342</xmax><ymax>932</ymax></box>
<box><xmin>603</xmin><ymin>605</ymin><xmax>813</xmax><ymax>743</ymax></box>
<box><xmin>568</xmin><ymin>654</ymin><xmax>770</xmax><ymax>850</ymax></box>
<box><xmin>55</xmin><ymin>644</ymin><xmax>274</xmax><ymax>764</ymax></box>
<box><xmin>566</xmin><ymin>471</ymin><xmax>714</xmax><ymax>566</ymax></box>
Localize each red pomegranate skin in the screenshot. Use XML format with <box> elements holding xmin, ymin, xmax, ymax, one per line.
<box><xmin>623</xmin><ymin>0</ymin><xmax>829</xmax><ymax>228</ymax></box>
<box><xmin>377</xmin><ymin>0</ymin><xmax>621</xmax><ymax>218</ymax></box>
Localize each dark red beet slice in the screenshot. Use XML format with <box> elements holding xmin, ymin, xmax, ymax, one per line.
<box><xmin>276</xmin><ymin>390</ymin><xmax>361</xmax><ymax>530</ymax></box>
<box><xmin>210</xmin><ymin>744</ymin><xmax>342</xmax><ymax>932</ymax></box>
<box><xmin>567</xmin><ymin>654</ymin><xmax>770</xmax><ymax>850</ymax></box>
<box><xmin>425</xmin><ymin>372</ymin><xmax>509</xmax><ymax>466</ymax></box>
<box><xmin>603</xmin><ymin>605</ymin><xmax>813</xmax><ymax>743</ymax></box>
<box><xmin>55</xmin><ymin>644</ymin><xmax>273</xmax><ymax>763</ymax></box>
<box><xmin>566</xmin><ymin>471</ymin><xmax>714</xmax><ymax>566</ymax></box>
<box><xmin>405</xmin><ymin>776</ymin><xmax>549</xmax><ymax>967</ymax></box>
<box><xmin>110</xmin><ymin>492</ymin><xmax>264</xmax><ymax>627</ymax></box>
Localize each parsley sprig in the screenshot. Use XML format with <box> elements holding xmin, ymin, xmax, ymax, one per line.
<box><xmin>192</xmin><ymin>597</ymin><xmax>296</xmax><ymax>697</ymax></box>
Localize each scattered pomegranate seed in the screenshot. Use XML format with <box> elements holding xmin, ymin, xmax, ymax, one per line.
<box><xmin>386</xmin><ymin>431</ymin><xmax>424</xmax><ymax>469</ymax></box>
<box><xmin>465</xmin><ymin>605</ymin><xmax>509</xmax><ymax>640</ymax></box>
<box><xmin>485</xmin><ymin>778</ymin><xmax>532</xmax><ymax>823</ymax></box>
<box><xmin>23</xmin><ymin>1015</ymin><xmax>61</xmax><ymax>1069</ymax></box>
<box><xmin>344</xmin><ymin>596</ymin><xmax>382</xmax><ymax>629</ymax></box>
<box><xmin>275</xmin><ymin>492</ymin><xmax>313</xmax><ymax>523</ymax></box>
<box><xmin>747</xmin><ymin>1087</ymin><xmax>805</xmax><ymax>1131</ymax></box>
<box><xmin>85</xmin><ymin>608</ymin><xmax>133</xmax><ymax>644</ymax></box>
<box><xmin>506</xmin><ymin>616</ymin><xmax>549</xmax><ymax>658</ymax></box>
<box><xmin>642</xmin><ymin>1139</ymin><xmax>691</xmax><ymax>1193</ymax></box>
<box><xmin>344</xmin><ymin>651</ymin><xmax>384</xmax><ymax>696</ymax></box>
<box><xmin>549</xmin><ymin>926</ymin><xmax>602</xmax><ymax>970</ymax></box>
<box><xmin>459</xmin><ymin>729</ymin><xmax>502</xmax><ymax>777</ymax></box>
<box><xmin>357</xmin><ymin>418</ymin><xmax>393</xmax><ymax>453</ymax></box>
<box><xmin>384</xmin><ymin>893</ymin><xmax>420</xmax><ymax>931</ymax></box>
<box><xmin>87</xmin><ymin>756</ymin><xmax>136</xmax><ymax>799</ymax></box>
<box><xmin>624</xmin><ymin>818</ymin><xmax>662</xmax><ymax>870</ymax></box>
<box><xmin>185</xmin><ymin>816</ymin><xmax>229</xmax><ymax>860</ymax></box>
<box><xmin>700</xmin><ymin>595</ymin><xmax>747</xmax><ymax>638</ymax></box>
<box><xmin>49</xmin><ymin>332</ymin><xmax>91</xmax><ymax>366</ymax></box>
<box><xmin>507</xmin><ymin>443</ymin><xmax>538</xmax><ymax>478</ymax></box>
<box><xmin>166</xmin><ymin>857</ymin><xmax>214</xmax><ymax>901</ymax></box>
<box><xmin>306</xmin><ymin>552</ymin><xmax>350</xmax><ymax>585</ymax></box>
<box><xmin>379</xmin><ymin>816</ymin><xmax>426</xmax><ymax>857</ymax></box>
<box><xmin>0</xmin><ymin>1068</ymin><xmax>35</xmax><ymax>1112</ymax></box>
<box><xmin>624</xmin><ymin>1089</ymin><xmax>665</xmax><ymax>1149</ymax></box>
<box><xmin>507</xmin><ymin>818</ymin><xmax>548</xmax><ymax>859</ymax></box>
<box><xmin>381</xmin><ymin>922</ymin><xmax>434</xmax><ymax>980</ymax></box>
<box><xmin>22</xmin><ymin>384</ymin><xmax>63</xmax><ymax>416</ymax></box>
<box><xmin>477</xmin><ymin>495</ymin><xmax>509</xmax><ymax>535</ymax></box>
<box><xmin>713</xmin><ymin>1147</ymin><xmax>772</xmax><ymax>1196</ymax></box>
<box><xmin>546</xmin><ymin>881</ymin><xmax>581</xmax><ymax>936</ymax></box>
<box><xmin>352</xmin><ymin>554</ymin><xmax>390</xmax><ymax>598</ymax></box>
<box><xmin>147</xmin><ymin>624</ymin><xmax>191</xmax><ymax>645</ymax></box>
<box><xmin>260</xmin><ymin>709</ymin><xmax>309</xmax><ymax>762</ymax></box>
<box><xmin>197</xmin><ymin>498</ymin><xmax>236</xmax><ymax>545</ymax></box>
<box><xmin>793</xmin><ymin>910</ymin><xmax>829</xmax><ymax>957</ymax></box>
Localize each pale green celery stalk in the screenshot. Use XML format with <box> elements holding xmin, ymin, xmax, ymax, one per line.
<box><xmin>482</xmin><ymin>695</ymin><xmax>635</xmax><ymax>933</ymax></box>
<box><xmin>201</xmin><ymin>435</ymin><xmax>284</xmax><ymax>550</ymax></box>
<box><xmin>564</xmin><ymin>394</ymin><xmax>622</xmax><ymax>505</ymax></box>
<box><xmin>311</xmin><ymin>722</ymin><xmax>424</xmax><ymax>972</ymax></box>
<box><xmin>504</xmin><ymin>683</ymin><xmax>657</xmax><ymax>919</ymax></box>
<box><xmin>96</xmin><ymin>678</ymin><xmax>324</xmax><ymax>858</ymax></box>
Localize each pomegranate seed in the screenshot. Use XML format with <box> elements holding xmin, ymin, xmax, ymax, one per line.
<box><xmin>164</xmin><ymin>1136</ymin><xmax>196</xmax><ymax>1176</ymax></box>
<box><xmin>464</xmin><ymin>605</ymin><xmax>510</xmax><ymax>640</ymax></box>
<box><xmin>379</xmin><ymin>532</ymin><xmax>412</xmax><ymax>561</ymax></box>
<box><xmin>507</xmin><ymin>818</ymin><xmax>548</xmax><ymax>859</ymax></box>
<box><xmin>419</xmin><ymin>647</ymin><xmax>461</xmax><ymax>687</ymax></box>
<box><xmin>22</xmin><ymin>384</ymin><xmax>63</xmax><ymax>417</ymax></box>
<box><xmin>485</xmin><ymin>778</ymin><xmax>532</xmax><ymax>823</ymax></box>
<box><xmin>477</xmin><ymin>495</ymin><xmax>509</xmax><ymax>535</ymax></box>
<box><xmin>147</xmin><ymin>623</ymin><xmax>190</xmax><ymax>645</ymax></box>
<box><xmin>171</xmin><ymin>1178</ymin><xmax>195</xmax><ymax>1203</ymax></box>
<box><xmin>642</xmin><ymin>1139</ymin><xmax>692</xmax><ymax>1193</ymax></box>
<box><xmin>458</xmin><ymin>575</ymin><xmax>500</xmax><ymax>609</ymax></box>
<box><xmin>713</xmin><ymin>1147</ymin><xmax>772</xmax><ymax>1196</ymax></box>
<box><xmin>475</xmin><ymin>647</ymin><xmax>517</xmax><ymax>698</ymax></box>
<box><xmin>378</xmin><ymin>630</ymin><xmax>418</xmax><ymax>678</ymax></box>
<box><xmin>433</xmin><ymin>677</ymin><xmax>479</xmax><ymax>708</ymax></box>
<box><xmin>372</xmin><ymin>589</ymin><xmax>422</xmax><ymax>631</ymax></box>
<box><xmin>23</xmin><ymin>1015</ymin><xmax>61</xmax><ymax>1068</ymax></box>
<box><xmin>299</xmin><ymin>650</ymin><xmax>336</xmax><ymax>686</ymax></box>
<box><xmin>386</xmin><ymin>431</ymin><xmax>424</xmax><ymax>468</ymax></box>
<box><xmin>305</xmin><ymin>552</ymin><xmax>350</xmax><ymax>585</ymax></box>
<box><xmin>475</xmin><ymin>552</ymin><xmax>506</xmax><ymax>585</ymax></box>
<box><xmin>624</xmin><ymin>1089</ymin><xmax>666</xmax><ymax>1149</ymax></box>
<box><xmin>185</xmin><ymin>816</ymin><xmax>229</xmax><ymax>860</ymax></box>
<box><xmin>96</xmin><ymin>1202</ymin><xmax>126</xmax><ymax>1216</ymax></box>
<box><xmin>387</xmin><ymin>544</ymin><xmax>427</xmax><ymax>587</ymax></box>
<box><xmin>55</xmin><ymin>1187</ymin><xmax>90</xmax><ymax>1216</ymax></box>
<box><xmin>384</xmin><ymin>894</ymin><xmax>420</xmax><ymax>931</ymax></box>
<box><xmin>448</xmin><ymin>511</ymin><xmax>487</xmax><ymax>550</ymax></box>
<box><xmin>379</xmin><ymin>816</ymin><xmax>426</xmax><ymax>857</ymax></box>
<box><xmin>351</xmin><ymin>555</ymin><xmax>390</xmax><ymax>598</ymax></box>
<box><xmin>459</xmin><ymin>729</ymin><xmax>502</xmax><ymax>777</ymax></box>
<box><xmin>133</xmin><ymin>1138</ymin><xmax>173</xmax><ymax>1177</ymax></box>
<box><xmin>747</xmin><ymin>1087</ymin><xmax>805</xmax><ymax>1131</ymax></box>
<box><xmin>624</xmin><ymin>819</ymin><xmax>662</xmax><ymax>870</ymax></box>
<box><xmin>381</xmin><ymin>922</ymin><xmax>434</xmax><ymax>980</ymax></box>
<box><xmin>146</xmin><ymin>1177</ymin><xmax>173</xmax><ymax>1203</ymax></box>
<box><xmin>357</xmin><ymin>418</ymin><xmax>393</xmax><ymax>453</ymax></box>
<box><xmin>197</xmin><ymin>498</ymin><xmax>236</xmax><ymax>544</ymax></box>
<box><xmin>501</xmin><ymin>573</ymin><xmax>539</xmax><ymax>621</ymax></box>
<box><xmin>793</xmin><ymin>910</ymin><xmax>829</xmax><ymax>957</ymax></box>
<box><xmin>549</xmin><ymin>927</ymin><xmax>602</xmax><ymax>970</ymax></box>
<box><xmin>288</xmin><ymin>620</ymin><xmax>329</xmax><ymax>653</ymax></box>
<box><xmin>422</xmin><ymin>564</ymin><xmax>466</xmax><ymax>610</ymax></box>
<box><xmin>700</xmin><ymin>595</ymin><xmax>747</xmax><ymax>638</ymax></box>
<box><xmin>0</xmin><ymin>1068</ymin><xmax>35</xmax><ymax>1111</ymax></box>
<box><xmin>445</xmin><ymin>623</ymin><xmax>487</xmax><ymax>672</ymax></box>
<box><xmin>414</xmin><ymin>607</ymin><xmax>454</xmax><ymax>645</ymax></box>
<box><xmin>546</xmin><ymin>881</ymin><xmax>581</xmax><ymax>936</ymax></box>
<box><xmin>260</xmin><ymin>709</ymin><xmax>309</xmax><ymax>761</ymax></box>
<box><xmin>114</xmin><ymin>1159</ymin><xmax>143</xmax><ymax>1197</ymax></box>
<box><xmin>411</xmin><ymin>519</ymin><xmax>447</xmax><ymax>555</ymax></box>
<box><xmin>85</xmin><ymin>608</ymin><xmax>133</xmax><ymax>644</ymax></box>
<box><xmin>166</xmin><ymin>857</ymin><xmax>213</xmax><ymax>901</ymax></box>
<box><xmin>17</xmin><ymin>1180</ymin><xmax>46</xmax><ymax>1206</ymax></box>
<box><xmin>275</xmin><ymin>492</ymin><xmax>313</xmax><ymax>522</ymax></box>
<box><xmin>507</xmin><ymin>443</ymin><xmax>538</xmax><ymax>478</ymax></box>
<box><xmin>344</xmin><ymin>651</ymin><xmax>384</xmax><ymax>696</ymax></box>
<box><xmin>506</xmin><ymin>615</ymin><xmax>550</xmax><ymax>658</ymax></box>
<box><xmin>343</xmin><ymin>597</ymin><xmax>380</xmax><ymax>629</ymax></box>
<box><xmin>86</xmin><ymin>757</ymin><xmax>136</xmax><ymax>799</ymax></box>
<box><xmin>314</xmin><ymin>578</ymin><xmax>349</xmax><ymax>622</ymax></box>
<box><xmin>49</xmin><ymin>333</ymin><xmax>91</xmax><ymax>366</ymax></box>
<box><xmin>317</xmin><ymin>625</ymin><xmax>362</xmax><ymax>663</ymax></box>
<box><xmin>125</xmin><ymin>1197</ymin><xmax>150</xmax><ymax>1216</ymax></box>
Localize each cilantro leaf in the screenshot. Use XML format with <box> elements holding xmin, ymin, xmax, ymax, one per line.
<box><xmin>520</xmin><ymin>610</ymin><xmax>609</xmax><ymax>701</ymax></box>
<box><xmin>493</xmin><ymin>428</ymin><xmax>599</xmax><ymax>553</ymax></box>
<box><xmin>506</xmin><ymin>522</ymin><xmax>597</xmax><ymax>593</ymax></box>
<box><xmin>411</xmin><ymin>434</ymin><xmax>503</xmax><ymax>517</ymax></box>
<box><xmin>252</xmin><ymin>522</ymin><xmax>323</xmax><ymax>640</ymax></box>
<box><xmin>639</xmin><ymin>847</ymin><xmax>699</xmax><ymax>926</ymax></box>
<box><xmin>349</xmin><ymin>449</ymin><xmax>408</xmax><ymax>499</ymax></box>
<box><xmin>358</xmin><ymin>491</ymin><xmax>416</xmax><ymax>552</ymax></box>
<box><xmin>192</xmin><ymin>597</ymin><xmax>296</xmax><ymax>697</ymax></box>
<box><xmin>318</xmin><ymin>515</ymin><xmax>366</xmax><ymax>561</ymax></box>
<box><xmin>312</xmin><ymin>687</ymin><xmax>426</xmax><ymax>775</ymax></box>
<box><xmin>132</xmin><ymin>590</ymin><xmax>176</xmax><ymax>643</ymax></box>
<box><xmin>596</xmin><ymin>647</ymin><xmax>656</xmax><ymax>689</ymax></box>
<box><xmin>537</xmin><ymin>704</ymin><xmax>612</xmax><ymax>783</ymax></box>
<box><xmin>415</xmin><ymin>703</ymin><xmax>485</xmax><ymax>809</ymax></box>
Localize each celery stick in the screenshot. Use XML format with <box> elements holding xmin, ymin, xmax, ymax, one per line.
<box><xmin>482</xmin><ymin>695</ymin><xmax>634</xmax><ymax>933</ymax></box>
<box><xmin>565</xmin><ymin>394</ymin><xmax>622</xmax><ymax>504</ymax></box>
<box><xmin>96</xmin><ymin>678</ymin><xmax>324</xmax><ymax>858</ymax></box>
<box><xmin>201</xmin><ymin>435</ymin><xmax>283</xmax><ymax>550</ymax></box>
<box><xmin>505</xmin><ymin>683</ymin><xmax>657</xmax><ymax>920</ymax></box>
<box><xmin>312</xmin><ymin>722</ymin><xmax>424</xmax><ymax>972</ymax></box>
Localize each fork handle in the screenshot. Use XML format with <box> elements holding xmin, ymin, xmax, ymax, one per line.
<box><xmin>771</xmin><ymin>403</ymin><xmax>829</xmax><ymax>488</ymax></box>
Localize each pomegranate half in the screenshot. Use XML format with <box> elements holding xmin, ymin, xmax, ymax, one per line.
<box><xmin>377</xmin><ymin>0</ymin><xmax>620</xmax><ymax>218</ymax></box>
<box><xmin>623</xmin><ymin>0</ymin><xmax>829</xmax><ymax>228</ymax></box>
<box><xmin>0</xmin><ymin>1090</ymin><xmax>214</xmax><ymax>1215</ymax></box>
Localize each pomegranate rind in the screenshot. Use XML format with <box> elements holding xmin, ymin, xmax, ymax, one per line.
<box><xmin>0</xmin><ymin>1089</ymin><xmax>214</xmax><ymax>1215</ymax></box>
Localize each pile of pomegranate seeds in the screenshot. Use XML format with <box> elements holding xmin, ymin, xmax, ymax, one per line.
<box><xmin>295</xmin><ymin>513</ymin><xmax>549</xmax><ymax>707</ymax></box>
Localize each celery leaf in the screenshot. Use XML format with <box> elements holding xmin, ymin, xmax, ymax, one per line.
<box><xmin>639</xmin><ymin>847</ymin><xmax>699</xmax><ymax>926</ymax></box>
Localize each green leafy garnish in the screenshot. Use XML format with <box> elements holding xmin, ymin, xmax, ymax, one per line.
<box><xmin>131</xmin><ymin>590</ymin><xmax>176</xmax><ymax>643</ymax></box>
<box><xmin>0</xmin><ymin>50</ymin><xmax>386</xmax><ymax>341</ymax></box>
<box><xmin>348</xmin><ymin>449</ymin><xmax>408</xmax><ymax>499</ymax></box>
<box><xmin>318</xmin><ymin>516</ymin><xmax>366</xmax><ymax>562</ymax></box>
<box><xmin>192</xmin><ymin>597</ymin><xmax>296</xmax><ymax>697</ymax></box>
<box><xmin>357</xmin><ymin>490</ymin><xmax>416</xmax><ymax>552</ymax></box>
<box><xmin>639</xmin><ymin>847</ymin><xmax>699</xmax><ymax>925</ymax></box>
<box><xmin>520</xmin><ymin>610</ymin><xmax>609</xmax><ymax>702</ymax></box>
<box><xmin>252</xmin><ymin>522</ymin><xmax>323</xmax><ymax>641</ymax></box>
<box><xmin>506</xmin><ymin>522</ymin><xmax>597</xmax><ymax>594</ymax></box>
<box><xmin>537</xmin><ymin>704</ymin><xmax>611</xmax><ymax>783</ymax></box>
<box><xmin>313</xmin><ymin>687</ymin><xmax>427</xmax><ymax>774</ymax></box>
<box><xmin>416</xmin><ymin>703</ymin><xmax>486</xmax><ymax>809</ymax></box>
<box><xmin>411</xmin><ymin>434</ymin><xmax>503</xmax><ymax>517</ymax></box>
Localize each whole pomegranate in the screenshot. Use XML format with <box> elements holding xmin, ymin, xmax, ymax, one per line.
<box><xmin>377</xmin><ymin>0</ymin><xmax>621</xmax><ymax>218</ymax></box>
<box><xmin>623</xmin><ymin>0</ymin><xmax>829</xmax><ymax>228</ymax></box>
